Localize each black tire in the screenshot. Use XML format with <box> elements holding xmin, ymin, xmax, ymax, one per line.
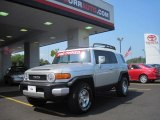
<box><xmin>116</xmin><ymin>76</ymin><xmax>129</xmax><ymax>97</ymax></box>
<box><xmin>27</xmin><ymin>97</ymin><xmax>46</xmax><ymax>106</ymax></box>
<box><xmin>139</xmin><ymin>75</ymin><xmax>148</xmax><ymax>83</ymax></box>
<box><xmin>68</xmin><ymin>82</ymin><xmax>93</xmax><ymax>114</ymax></box>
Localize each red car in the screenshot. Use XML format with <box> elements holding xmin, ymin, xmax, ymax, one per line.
<box><xmin>128</xmin><ymin>64</ymin><xmax>160</xmax><ymax>83</ymax></box>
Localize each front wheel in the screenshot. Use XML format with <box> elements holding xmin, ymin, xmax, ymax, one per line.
<box><xmin>116</xmin><ymin>77</ymin><xmax>129</xmax><ymax>97</ymax></box>
<box><xmin>68</xmin><ymin>82</ymin><xmax>93</xmax><ymax>114</ymax></box>
<box><xmin>139</xmin><ymin>75</ymin><xmax>148</xmax><ymax>83</ymax></box>
<box><xmin>27</xmin><ymin>97</ymin><xmax>46</xmax><ymax>106</ymax></box>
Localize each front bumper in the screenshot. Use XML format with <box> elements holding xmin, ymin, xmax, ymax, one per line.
<box><xmin>20</xmin><ymin>81</ymin><xmax>69</xmax><ymax>100</ymax></box>
<box><xmin>13</xmin><ymin>79</ymin><xmax>23</xmax><ymax>83</ymax></box>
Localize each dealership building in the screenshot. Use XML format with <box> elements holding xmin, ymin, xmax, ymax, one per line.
<box><xmin>0</xmin><ymin>0</ymin><xmax>114</xmax><ymax>81</ymax></box>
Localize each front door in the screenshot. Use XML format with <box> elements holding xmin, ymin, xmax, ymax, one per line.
<box><xmin>94</xmin><ymin>50</ymin><xmax>118</xmax><ymax>87</ymax></box>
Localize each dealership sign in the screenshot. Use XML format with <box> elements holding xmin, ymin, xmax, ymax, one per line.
<box><xmin>57</xmin><ymin>50</ymin><xmax>84</xmax><ymax>57</ymax></box>
<box><xmin>146</xmin><ymin>34</ymin><xmax>158</xmax><ymax>44</ymax></box>
<box><xmin>144</xmin><ymin>34</ymin><xmax>160</xmax><ymax>64</ymax></box>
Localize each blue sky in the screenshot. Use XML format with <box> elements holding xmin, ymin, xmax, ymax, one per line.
<box><xmin>40</xmin><ymin>0</ymin><xmax>160</xmax><ymax>63</ymax></box>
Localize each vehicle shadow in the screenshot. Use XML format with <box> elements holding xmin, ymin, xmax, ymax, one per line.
<box><xmin>0</xmin><ymin>91</ymin><xmax>23</xmax><ymax>98</ymax></box>
<box><xmin>130</xmin><ymin>80</ymin><xmax>160</xmax><ymax>84</ymax></box>
<box><xmin>34</xmin><ymin>90</ymin><xmax>143</xmax><ymax>117</ymax></box>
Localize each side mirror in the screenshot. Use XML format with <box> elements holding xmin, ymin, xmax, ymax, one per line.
<box><xmin>98</xmin><ymin>56</ymin><xmax>105</xmax><ymax>64</ymax></box>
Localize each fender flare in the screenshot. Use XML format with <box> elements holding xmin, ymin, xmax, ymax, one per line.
<box><xmin>67</xmin><ymin>75</ymin><xmax>94</xmax><ymax>86</ymax></box>
<box><xmin>118</xmin><ymin>71</ymin><xmax>130</xmax><ymax>86</ymax></box>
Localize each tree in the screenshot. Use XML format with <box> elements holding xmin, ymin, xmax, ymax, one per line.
<box><xmin>126</xmin><ymin>57</ymin><xmax>146</xmax><ymax>64</ymax></box>
<box><xmin>11</xmin><ymin>54</ymin><xmax>24</xmax><ymax>66</ymax></box>
<box><xmin>40</xmin><ymin>58</ymin><xmax>50</xmax><ymax>66</ymax></box>
<box><xmin>50</xmin><ymin>49</ymin><xmax>59</xmax><ymax>57</ymax></box>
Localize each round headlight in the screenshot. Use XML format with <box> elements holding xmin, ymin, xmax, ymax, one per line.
<box><xmin>48</xmin><ymin>73</ymin><xmax>55</xmax><ymax>82</ymax></box>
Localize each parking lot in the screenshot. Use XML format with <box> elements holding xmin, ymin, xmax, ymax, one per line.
<box><xmin>0</xmin><ymin>81</ymin><xmax>160</xmax><ymax>120</ymax></box>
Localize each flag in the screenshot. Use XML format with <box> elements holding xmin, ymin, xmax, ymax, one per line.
<box><xmin>124</xmin><ymin>46</ymin><xmax>131</xmax><ymax>57</ymax></box>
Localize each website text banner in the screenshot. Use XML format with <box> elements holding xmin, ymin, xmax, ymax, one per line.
<box><xmin>7</xmin><ymin>0</ymin><xmax>114</xmax><ymax>29</ymax></box>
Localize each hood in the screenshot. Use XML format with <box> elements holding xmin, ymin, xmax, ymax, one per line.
<box><xmin>27</xmin><ymin>63</ymin><xmax>93</xmax><ymax>73</ymax></box>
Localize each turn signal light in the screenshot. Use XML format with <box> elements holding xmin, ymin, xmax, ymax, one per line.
<box><xmin>55</xmin><ymin>73</ymin><xmax>71</xmax><ymax>80</ymax></box>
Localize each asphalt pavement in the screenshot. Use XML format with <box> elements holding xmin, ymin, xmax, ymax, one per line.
<box><xmin>0</xmin><ymin>81</ymin><xmax>160</xmax><ymax>120</ymax></box>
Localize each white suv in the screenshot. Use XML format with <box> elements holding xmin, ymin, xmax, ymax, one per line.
<box><xmin>20</xmin><ymin>43</ymin><xmax>129</xmax><ymax>114</ymax></box>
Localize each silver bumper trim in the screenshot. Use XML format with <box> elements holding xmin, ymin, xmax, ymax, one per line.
<box><xmin>52</xmin><ymin>88</ymin><xmax>69</xmax><ymax>96</ymax></box>
<box><xmin>23</xmin><ymin>90</ymin><xmax>44</xmax><ymax>98</ymax></box>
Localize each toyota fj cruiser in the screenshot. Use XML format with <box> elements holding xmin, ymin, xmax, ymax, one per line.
<box><xmin>20</xmin><ymin>43</ymin><xmax>129</xmax><ymax>114</ymax></box>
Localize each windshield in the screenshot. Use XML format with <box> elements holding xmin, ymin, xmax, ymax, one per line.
<box><xmin>9</xmin><ymin>67</ymin><xmax>27</xmax><ymax>73</ymax></box>
<box><xmin>53</xmin><ymin>50</ymin><xmax>91</xmax><ymax>64</ymax></box>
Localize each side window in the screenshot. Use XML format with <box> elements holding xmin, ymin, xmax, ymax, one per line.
<box><xmin>94</xmin><ymin>50</ymin><xmax>117</xmax><ymax>64</ymax></box>
<box><xmin>94</xmin><ymin>50</ymin><xmax>110</xmax><ymax>64</ymax></box>
<box><xmin>131</xmin><ymin>65</ymin><xmax>141</xmax><ymax>69</ymax></box>
<box><xmin>108</xmin><ymin>52</ymin><xmax>118</xmax><ymax>63</ymax></box>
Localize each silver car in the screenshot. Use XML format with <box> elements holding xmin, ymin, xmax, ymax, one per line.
<box><xmin>20</xmin><ymin>43</ymin><xmax>129</xmax><ymax>114</ymax></box>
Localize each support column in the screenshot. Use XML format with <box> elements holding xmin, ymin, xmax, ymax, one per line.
<box><xmin>0</xmin><ymin>52</ymin><xmax>2</xmax><ymax>81</ymax></box>
<box><xmin>0</xmin><ymin>49</ymin><xmax>11</xmax><ymax>82</ymax></box>
<box><xmin>24</xmin><ymin>42</ymin><xmax>39</xmax><ymax>68</ymax></box>
<box><xmin>67</xmin><ymin>29</ymin><xmax>89</xmax><ymax>49</ymax></box>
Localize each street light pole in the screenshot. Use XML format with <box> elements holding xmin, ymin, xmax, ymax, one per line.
<box><xmin>142</xmin><ymin>49</ymin><xmax>146</xmax><ymax>63</ymax></box>
<box><xmin>117</xmin><ymin>37</ymin><xmax>124</xmax><ymax>53</ymax></box>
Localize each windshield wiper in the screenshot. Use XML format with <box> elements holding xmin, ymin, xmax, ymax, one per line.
<box><xmin>59</xmin><ymin>62</ymin><xmax>68</xmax><ymax>64</ymax></box>
<box><xmin>70</xmin><ymin>61</ymin><xmax>80</xmax><ymax>63</ymax></box>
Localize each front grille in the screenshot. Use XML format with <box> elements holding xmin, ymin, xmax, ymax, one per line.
<box><xmin>29</xmin><ymin>75</ymin><xmax>47</xmax><ymax>81</ymax></box>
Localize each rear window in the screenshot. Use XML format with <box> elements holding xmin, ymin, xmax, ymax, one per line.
<box><xmin>143</xmin><ymin>64</ymin><xmax>153</xmax><ymax>68</ymax></box>
<box><xmin>116</xmin><ymin>54</ymin><xmax>125</xmax><ymax>64</ymax></box>
<box><xmin>10</xmin><ymin>67</ymin><xmax>27</xmax><ymax>73</ymax></box>
<box><xmin>128</xmin><ymin>64</ymin><xmax>141</xmax><ymax>69</ymax></box>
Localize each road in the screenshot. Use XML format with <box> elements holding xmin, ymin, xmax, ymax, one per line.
<box><xmin>0</xmin><ymin>81</ymin><xmax>160</xmax><ymax>120</ymax></box>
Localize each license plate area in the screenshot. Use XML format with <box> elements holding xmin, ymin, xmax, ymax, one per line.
<box><xmin>28</xmin><ymin>86</ymin><xmax>36</xmax><ymax>92</ymax></box>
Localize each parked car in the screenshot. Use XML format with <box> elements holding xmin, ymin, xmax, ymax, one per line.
<box><xmin>150</xmin><ymin>64</ymin><xmax>160</xmax><ymax>67</ymax></box>
<box><xmin>149</xmin><ymin>64</ymin><xmax>160</xmax><ymax>70</ymax></box>
<box><xmin>4</xmin><ymin>66</ymin><xmax>27</xmax><ymax>85</ymax></box>
<box><xmin>128</xmin><ymin>64</ymin><xmax>160</xmax><ymax>83</ymax></box>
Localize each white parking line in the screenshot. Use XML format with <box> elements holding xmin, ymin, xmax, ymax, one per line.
<box><xmin>129</xmin><ymin>88</ymin><xmax>151</xmax><ymax>91</ymax></box>
<box><xmin>131</xmin><ymin>83</ymin><xmax>160</xmax><ymax>86</ymax></box>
